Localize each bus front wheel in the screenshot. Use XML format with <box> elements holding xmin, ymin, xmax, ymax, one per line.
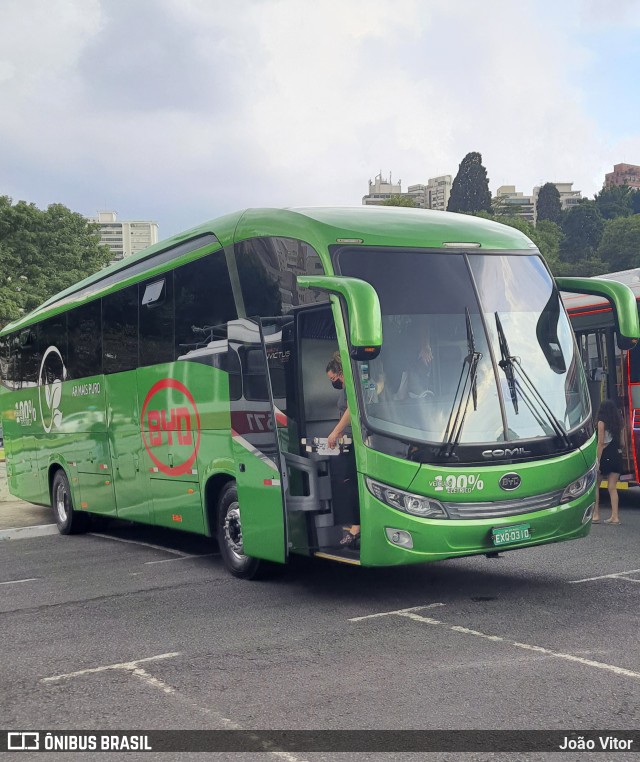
<box><xmin>217</xmin><ymin>482</ymin><xmax>265</xmax><ymax>580</ymax></box>
<box><xmin>51</xmin><ymin>470</ymin><xmax>88</xmax><ymax>535</ymax></box>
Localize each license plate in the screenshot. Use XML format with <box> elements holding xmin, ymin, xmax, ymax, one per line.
<box><xmin>491</xmin><ymin>523</ymin><xmax>531</xmax><ymax>546</ymax></box>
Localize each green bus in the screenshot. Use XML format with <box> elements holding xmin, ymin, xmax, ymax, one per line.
<box><xmin>1</xmin><ymin>207</ymin><xmax>638</xmax><ymax>578</ymax></box>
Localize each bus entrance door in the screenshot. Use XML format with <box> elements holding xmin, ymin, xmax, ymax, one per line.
<box><xmin>228</xmin><ymin>318</ymin><xmax>289</xmax><ymax>564</ymax></box>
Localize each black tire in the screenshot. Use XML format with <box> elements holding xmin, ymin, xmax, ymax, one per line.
<box><xmin>51</xmin><ymin>469</ymin><xmax>88</xmax><ymax>535</ymax></box>
<box><xmin>217</xmin><ymin>482</ymin><xmax>269</xmax><ymax>580</ymax></box>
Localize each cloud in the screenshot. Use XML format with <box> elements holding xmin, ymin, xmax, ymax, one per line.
<box><xmin>0</xmin><ymin>0</ymin><xmax>638</xmax><ymax>237</ymax></box>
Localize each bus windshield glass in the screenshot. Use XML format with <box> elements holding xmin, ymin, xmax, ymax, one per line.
<box><xmin>332</xmin><ymin>247</ymin><xmax>590</xmax><ymax>448</ymax></box>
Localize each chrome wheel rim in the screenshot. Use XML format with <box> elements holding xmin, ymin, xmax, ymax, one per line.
<box><xmin>223</xmin><ymin>502</ymin><xmax>245</xmax><ymax>560</ymax></box>
<box><xmin>55</xmin><ymin>483</ymin><xmax>68</xmax><ymax>523</ymax></box>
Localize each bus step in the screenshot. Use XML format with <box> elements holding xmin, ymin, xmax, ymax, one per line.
<box><xmin>314</xmin><ymin>551</ymin><xmax>361</xmax><ymax>566</ymax></box>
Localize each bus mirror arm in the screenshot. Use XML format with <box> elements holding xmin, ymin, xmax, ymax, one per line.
<box><xmin>297</xmin><ymin>275</ymin><xmax>382</xmax><ymax>360</ymax></box>
<box><xmin>556</xmin><ymin>276</ymin><xmax>640</xmax><ymax>345</ymax></box>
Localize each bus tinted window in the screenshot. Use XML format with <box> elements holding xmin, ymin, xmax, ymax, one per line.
<box><xmin>235</xmin><ymin>237</ymin><xmax>326</xmax><ymax>317</ymax></box>
<box><xmin>103</xmin><ymin>286</ymin><xmax>138</xmax><ymax>373</ymax></box>
<box><xmin>39</xmin><ymin>315</ymin><xmax>68</xmax><ymax>367</ymax></box>
<box><xmin>174</xmin><ymin>251</ymin><xmax>236</xmax><ymax>355</ymax></box>
<box><xmin>16</xmin><ymin>327</ymin><xmax>39</xmax><ymax>388</ymax></box>
<box><xmin>0</xmin><ymin>333</ymin><xmax>9</xmax><ymax>388</ymax></box>
<box><xmin>67</xmin><ymin>301</ymin><xmax>102</xmax><ymax>379</ymax></box>
<box><xmin>140</xmin><ymin>275</ymin><xmax>175</xmax><ymax>367</ymax></box>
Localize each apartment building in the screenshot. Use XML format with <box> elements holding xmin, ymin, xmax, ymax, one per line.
<box><xmin>363</xmin><ymin>173</ymin><xmax>452</xmax><ymax>210</ymax></box>
<box><xmin>605</xmin><ymin>163</ymin><xmax>640</xmax><ymax>190</ymax></box>
<box><xmin>494</xmin><ymin>186</ymin><xmax>536</xmax><ymax>223</ymax></box>
<box><xmin>88</xmin><ymin>211</ymin><xmax>159</xmax><ymax>261</ymax></box>
<box><xmin>425</xmin><ymin>175</ymin><xmax>452</xmax><ymax>212</ymax></box>
<box><xmin>531</xmin><ymin>183</ymin><xmax>582</xmax><ymax>221</ymax></box>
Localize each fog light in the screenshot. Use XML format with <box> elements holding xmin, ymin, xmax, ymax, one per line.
<box><xmin>385</xmin><ymin>528</ymin><xmax>413</xmax><ymax>548</ymax></box>
<box><xmin>583</xmin><ymin>503</ymin><xmax>595</xmax><ymax>525</ymax></box>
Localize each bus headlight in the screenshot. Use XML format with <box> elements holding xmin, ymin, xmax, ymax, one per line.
<box><xmin>366</xmin><ymin>477</ymin><xmax>448</xmax><ymax>518</ymax></box>
<box><xmin>561</xmin><ymin>464</ymin><xmax>598</xmax><ymax>503</ymax></box>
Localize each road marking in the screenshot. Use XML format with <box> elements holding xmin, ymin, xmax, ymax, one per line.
<box><xmin>568</xmin><ymin>568</ymin><xmax>640</xmax><ymax>584</ymax></box>
<box><xmin>355</xmin><ymin>609</ymin><xmax>640</xmax><ymax>682</ymax></box>
<box><xmin>0</xmin><ymin>577</ymin><xmax>39</xmax><ymax>586</ymax></box>
<box><xmin>42</xmin><ymin>652</ymin><xmax>181</xmax><ymax>683</ymax></box>
<box><xmin>0</xmin><ymin>524</ymin><xmax>58</xmax><ymax>541</ymax></box>
<box><xmin>41</xmin><ymin>651</ymin><xmax>305</xmax><ymax>762</ymax></box>
<box><xmin>144</xmin><ymin>553</ymin><xmax>218</xmax><ymax>565</ymax></box>
<box><xmin>349</xmin><ymin>603</ymin><xmax>445</xmax><ymax>622</ymax></box>
<box><xmin>89</xmin><ymin>532</ymin><xmax>191</xmax><ymax>557</ymax></box>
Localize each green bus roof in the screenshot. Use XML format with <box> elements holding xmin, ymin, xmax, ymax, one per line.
<box><xmin>1</xmin><ymin>207</ymin><xmax>537</xmax><ymax>334</ymax></box>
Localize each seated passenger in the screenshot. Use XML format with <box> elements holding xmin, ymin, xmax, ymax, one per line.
<box><xmin>396</xmin><ymin>331</ymin><xmax>434</xmax><ymax>400</ymax></box>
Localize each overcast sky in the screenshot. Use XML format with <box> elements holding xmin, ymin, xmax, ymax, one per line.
<box><xmin>1</xmin><ymin>0</ymin><xmax>639</xmax><ymax>239</ymax></box>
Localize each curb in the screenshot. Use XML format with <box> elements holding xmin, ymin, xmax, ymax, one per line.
<box><xmin>0</xmin><ymin>524</ymin><xmax>59</xmax><ymax>541</ymax></box>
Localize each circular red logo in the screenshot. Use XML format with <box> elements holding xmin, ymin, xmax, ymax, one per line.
<box><xmin>140</xmin><ymin>378</ymin><xmax>201</xmax><ymax>477</ymax></box>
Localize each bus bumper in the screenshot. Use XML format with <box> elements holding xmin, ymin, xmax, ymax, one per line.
<box><xmin>358</xmin><ymin>484</ymin><xmax>595</xmax><ymax>567</ymax></box>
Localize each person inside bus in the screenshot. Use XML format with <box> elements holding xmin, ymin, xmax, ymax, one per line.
<box><xmin>326</xmin><ymin>352</ymin><xmax>360</xmax><ymax>548</ymax></box>
<box><xmin>592</xmin><ymin>399</ymin><xmax>623</xmax><ymax>525</ymax></box>
<box><xmin>395</xmin><ymin>326</ymin><xmax>434</xmax><ymax>401</ymax></box>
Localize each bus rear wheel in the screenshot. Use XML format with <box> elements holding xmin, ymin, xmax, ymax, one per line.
<box><xmin>217</xmin><ymin>482</ymin><xmax>265</xmax><ymax>580</ymax></box>
<box><xmin>52</xmin><ymin>469</ymin><xmax>88</xmax><ymax>535</ymax></box>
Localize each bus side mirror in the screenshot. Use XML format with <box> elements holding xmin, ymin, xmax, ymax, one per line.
<box><xmin>556</xmin><ymin>276</ymin><xmax>640</xmax><ymax>347</ymax></box>
<box><xmin>297</xmin><ymin>275</ymin><xmax>382</xmax><ymax>360</ymax></box>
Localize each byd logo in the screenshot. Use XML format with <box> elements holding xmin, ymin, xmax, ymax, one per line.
<box><xmin>141</xmin><ymin>378</ymin><xmax>201</xmax><ymax>476</ymax></box>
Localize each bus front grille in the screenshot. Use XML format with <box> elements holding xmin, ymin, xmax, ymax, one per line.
<box><xmin>443</xmin><ymin>489</ymin><xmax>566</xmax><ymax>520</ymax></box>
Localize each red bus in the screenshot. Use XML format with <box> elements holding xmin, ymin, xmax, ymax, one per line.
<box><xmin>563</xmin><ymin>268</ymin><xmax>640</xmax><ymax>488</ymax></box>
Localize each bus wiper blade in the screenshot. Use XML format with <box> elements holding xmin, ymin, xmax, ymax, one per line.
<box><xmin>495</xmin><ymin>312</ymin><xmax>519</xmax><ymax>413</ymax></box>
<box><xmin>494</xmin><ymin>312</ymin><xmax>571</xmax><ymax>449</ymax></box>
<box><xmin>440</xmin><ymin>308</ymin><xmax>483</xmax><ymax>458</ymax></box>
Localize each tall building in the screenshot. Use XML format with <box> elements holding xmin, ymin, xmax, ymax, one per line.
<box><xmin>493</xmin><ymin>186</ymin><xmax>535</xmax><ymax>223</ymax></box>
<box><xmin>88</xmin><ymin>211</ymin><xmax>159</xmax><ymax>261</ymax></box>
<box><xmin>362</xmin><ymin>172</ymin><xmax>403</xmax><ymax>205</ymax></box>
<box><xmin>407</xmin><ymin>184</ymin><xmax>427</xmax><ymax>208</ymax></box>
<box><xmin>425</xmin><ymin>175</ymin><xmax>452</xmax><ymax>212</ymax></box>
<box><xmin>605</xmin><ymin>163</ymin><xmax>640</xmax><ymax>190</ymax></box>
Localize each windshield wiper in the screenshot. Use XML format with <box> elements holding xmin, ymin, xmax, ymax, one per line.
<box><xmin>494</xmin><ymin>312</ymin><xmax>571</xmax><ymax>448</ymax></box>
<box><xmin>440</xmin><ymin>308</ymin><xmax>483</xmax><ymax>458</ymax></box>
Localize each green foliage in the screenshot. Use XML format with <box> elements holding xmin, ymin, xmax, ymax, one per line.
<box><xmin>559</xmin><ymin>201</ymin><xmax>605</xmax><ymax>265</ymax></box>
<box><xmin>536</xmin><ymin>183</ymin><xmax>562</xmax><ymax>224</ymax></box>
<box><xmin>0</xmin><ymin>196</ymin><xmax>111</xmax><ymax>328</ymax></box>
<box><xmin>632</xmin><ymin>190</ymin><xmax>640</xmax><ymax>215</ymax></box>
<box><xmin>597</xmin><ymin>216</ymin><xmax>640</xmax><ymax>272</ymax></box>
<box><xmin>447</xmin><ymin>152</ymin><xmax>492</xmax><ymax>214</ymax></box>
<box><xmin>594</xmin><ymin>184</ymin><xmax>635</xmax><ymax>220</ymax></box>
<box><xmin>381</xmin><ymin>195</ymin><xmax>416</xmax><ymax>208</ymax></box>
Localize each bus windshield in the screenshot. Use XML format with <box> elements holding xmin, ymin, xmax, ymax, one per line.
<box><xmin>333</xmin><ymin>247</ymin><xmax>590</xmax><ymax>449</ymax></box>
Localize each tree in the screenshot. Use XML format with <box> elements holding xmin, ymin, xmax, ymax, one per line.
<box><xmin>0</xmin><ymin>196</ymin><xmax>111</xmax><ymax>328</ymax></box>
<box><xmin>447</xmin><ymin>152</ymin><xmax>492</xmax><ymax>214</ymax></box>
<box><xmin>536</xmin><ymin>183</ymin><xmax>562</xmax><ymax>224</ymax></box>
<box><xmin>382</xmin><ymin>195</ymin><xmax>416</xmax><ymax>208</ymax></box>
<box><xmin>597</xmin><ymin>216</ymin><xmax>640</xmax><ymax>272</ymax></box>
<box><xmin>559</xmin><ymin>200</ymin><xmax>605</xmax><ymax>265</ymax></box>
<box><xmin>594</xmin><ymin>184</ymin><xmax>634</xmax><ymax>220</ymax></box>
<box><xmin>632</xmin><ymin>189</ymin><xmax>640</xmax><ymax>215</ymax></box>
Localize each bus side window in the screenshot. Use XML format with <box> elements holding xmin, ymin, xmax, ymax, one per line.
<box><xmin>0</xmin><ymin>333</ymin><xmax>10</xmax><ymax>389</ymax></box>
<box><xmin>17</xmin><ymin>327</ymin><xmax>39</xmax><ymax>389</ymax></box>
<box><xmin>629</xmin><ymin>342</ymin><xmax>640</xmax><ymax>384</ymax></box>
<box><xmin>174</xmin><ymin>250</ymin><xmax>236</xmax><ymax>355</ymax></box>
<box><xmin>103</xmin><ymin>285</ymin><xmax>139</xmax><ymax>374</ymax></box>
<box><xmin>67</xmin><ymin>301</ymin><xmax>102</xmax><ymax>379</ymax></box>
<box><xmin>139</xmin><ymin>275</ymin><xmax>175</xmax><ymax>367</ymax></box>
